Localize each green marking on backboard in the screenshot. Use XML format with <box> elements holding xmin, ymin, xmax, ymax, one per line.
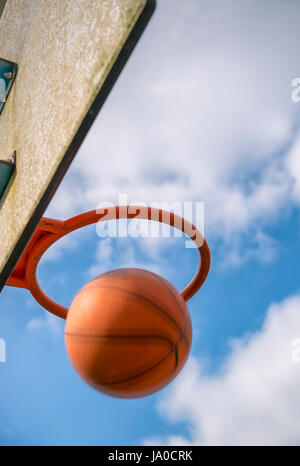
<box><xmin>0</xmin><ymin>0</ymin><xmax>7</xmax><ymax>17</ymax></box>
<box><xmin>0</xmin><ymin>58</ymin><xmax>18</xmax><ymax>115</ymax></box>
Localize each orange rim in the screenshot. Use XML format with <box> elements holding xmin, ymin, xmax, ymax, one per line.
<box><xmin>8</xmin><ymin>206</ymin><xmax>211</xmax><ymax>319</ymax></box>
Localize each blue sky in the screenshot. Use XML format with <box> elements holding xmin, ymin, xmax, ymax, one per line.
<box><xmin>1</xmin><ymin>0</ymin><xmax>300</xmax><ymax>446</ymax></box>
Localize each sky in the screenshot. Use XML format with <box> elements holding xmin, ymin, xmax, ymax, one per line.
<box><xmin>1</xmin><ymin>0</ymin><xmax>300</xmax><ymax>446</ymax></box>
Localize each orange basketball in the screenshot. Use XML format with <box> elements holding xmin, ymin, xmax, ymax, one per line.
<box><xmin>65</xmin><ymin>268</ymin><xmax>192</xmax><ymax>398</ymax></box>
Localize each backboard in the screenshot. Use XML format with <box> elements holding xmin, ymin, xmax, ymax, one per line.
<box><xmin>0</xmin><ymin>0</ymin><xmax>155</xmax><ymax>291</ymax></box>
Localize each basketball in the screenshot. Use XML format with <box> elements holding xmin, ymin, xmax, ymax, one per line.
<box><xmin>65</xmin><ymin>268</ymin><xmax>192</xmax><ymax>398</ymax></box>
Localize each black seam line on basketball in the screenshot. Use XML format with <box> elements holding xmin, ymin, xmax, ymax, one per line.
<box><xmin>77</xmin><ymin>284</ymin><xmax>185</xmax><ymax>342</ymax></box>
<box><xmin>137</xmin><ymin>269</ymin><xmax>189</xmax><ymax>329</ymax></box>
<box><xmin>86</xmin><ymin>268</ymin><xmax>134</xmax><ymax>286</ymax></box>
<box><xmin>160</xmin><ymin>279</ymin><xmax>191</xmax><ymax>352</ymax></box>
<box><xmin>150</xmin><ymin>271</ymin><xmax>187</xmax><ymax>321</ymax></box>
<box><xmin>65</xmin><ymin>332</ymin><xmax>175</xmax><ymax>349</ymax></box>
<box><xmin>75</xmin><ymin>284</ymin><xmax>186</xmax><ymax>342</ymax></box>
<box><xmin>174</xmin><ymin>344</ymin><xmax>179</xmax><ymax>370</ymax></box>
<box><xmin>166</xmin><ymin>286</ymin><xmax>190</xmax><ymax>353</ymax></box>
<box><xmin>87</xmin><ymin>271</ymin><xmax>119</xmax><ymax>284</ymax></box>
<box><xmin>92</xmin><ymin>333</ymin><xmax>184</xmax><ymax>387</ymax></box>
<box><xmin>67</xmin><ymin>333</ymin><xmax>185</xmax><ymax>387</ymax></box>
<box><xmin>85</xmin><ymin>341</ymin><xmax>179</xmax><ymax>387</ymax></box>
<box><xmin>87</xmin><ymin>347</ymin><xmax>173</xmax><ymax>387</ymax></box>
<box><xmin>67</xmin><ymin>316</ymin><xmax>189</xmax><ymax>356</ymax></box>
<box><xmin>147</xmin><ymin>272</ymin><xmax>190</xmax><ymax>352</ymax></box>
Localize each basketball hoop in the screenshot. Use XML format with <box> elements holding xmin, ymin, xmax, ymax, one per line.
<box><xmin>7</xmin><ymin>206</ymin><xmax>211</xmax><ymax>319</ymax></box>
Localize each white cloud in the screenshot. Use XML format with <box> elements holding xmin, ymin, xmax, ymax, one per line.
<box><xmin>219</xmin><ymin>230</ymin><xmax>279</xmax><ymax>268</ymax></box>
<box><xmin>87</xmin><ymin>237</ymin><xmax>168</xmax><ymax>279</ymax></box>
<box><xmin>26</xmin><ymin>312</ymin><xmax>63</xmax><ymax>338</ymax></box>
<box><xmin>40</xmin><ymin>233</ymin><xmax>80</xmax><ymax>263</ymax></box>
<box><xmin>26</xmin><ymin>319</ymin><xmax>44</xmax><ymax>332</ymax></box>
<box><xmin>46</xmin><ymin>0</ymin><xmax>300</xmax><ymax>267</ymax></box>
<box><xmin>144</xmin><ymin>295</ymin><xmax>300</xmax><ymax>446</ymax></box>
<box><xmin>286</xmin><ymin>135</ymin><xmax>300</xmax><ymax>203</ymax></box>
<box><xmin>87</xmin><ymin>238</ymin><xmax>114</xmax><ymax>278</ymax></box>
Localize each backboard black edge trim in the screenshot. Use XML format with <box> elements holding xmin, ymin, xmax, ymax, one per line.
<box><xmin>0</xmin><ymin>0</ymin><xmax>156</xmax><ymax>292</ymax></box>
<box><xmin>0</xmin><ymin>57</ymin><xmax>18</xmax><ymax>66</ymax></box>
